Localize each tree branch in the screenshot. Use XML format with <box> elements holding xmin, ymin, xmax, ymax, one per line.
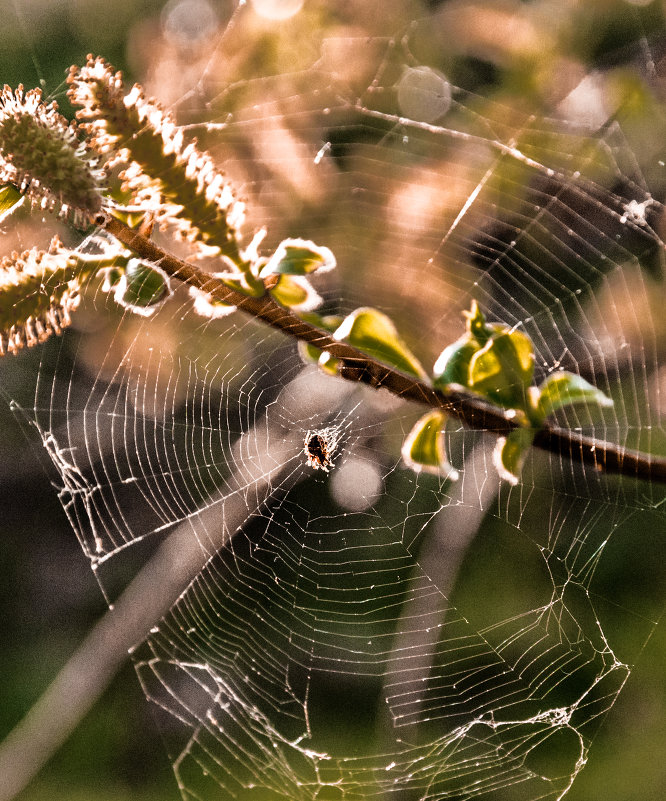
<box><xmin>101</xmin><ymin>214</ymin><xmax>666</xmax><ymax>486</ymax></box>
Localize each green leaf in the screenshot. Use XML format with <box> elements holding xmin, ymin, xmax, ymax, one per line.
<box><xmin>536</xmin><ymin>372</ymin><xmax>613</xmax><ymax>421</ymax></box>
<box><xmin>299</xmin><ymin>312</ymin><xmax>344</xmax><ymax>331</ymax></box>
<box><xmin>0</xmin><ymin>184</ymin><xmax>24</xmax><ymax>222</ymax></box>
<box><xmin>432</xmin><ymin>336</ymin><xmax>480</xmax><ymax>388</ymax></box>
<box><xmin>259</xmin><ymin>238</ymin><xmax>336</xmax><ymax>277</ymax></box>
<box><xmin>463</xmin><ymin>299</ymin><xmax>493</xmax><ymax>345</ymax></box>
<box><xmin>122</xmin><ymin>260</ymin><xmax>170</xmax><ymax>307</ymax></box>
<box><xmin>401</xmin><ymin>410</ymin><xmax>459</xmax><ymax>478</ymax></box>
<box><xmin>298</xmin><ymin>340</ymin><xmax>323</xmax><ymax>365</ymax></box>
<box><xmin>190</xmin><ymin>287</ymin><xmax>236</xmax><ymax>319</ymax></box>
<box><xmin>296</xmin><ymin>313</ymin><xmax>343</xmax><ymax>373</ymax></box>
<box><xmin>269</xmin><ymin>274</ymin><xmax>322</xmax><ymax>311</ymax></box>
<box><xmin>433</xmin><ymin>302</ymin><xmax>535</xmax><ymax>408</ymax></box>
<box><xmin>108</xmin><ymin>259</ymin><xmax>170</xmax><ymax>315</ymax></box>
<box><xmin>493</xmin><ymin>427</ymin><xmax>535</xmax><ymax>485</ymax></box>
<box><xmin>99</xmin><ymin>266</ymin><xmax>125</xmax><ymax>290</ymax></box>
<box><xmin>317</xmin><ymin>351</ymin><xmax>341</xmax><ymax>375</ymax></box>
<box><xmin>468</xmin><ymin>328</ymin><xmax>534</xmax><ymax>408</ymax></box>
<box><xmin>334</xmin><ymin>307</ymin><xmax>428</xmax><ymax>379</ymax></box>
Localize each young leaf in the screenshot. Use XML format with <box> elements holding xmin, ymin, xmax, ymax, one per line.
<box><xmin>108</xmin><ymin>259</ymin><xmax>170</xmax><ymax>316</ymax></box>
<box><xmin>468</xmin><ymin>328</ymin><xmax>534</xmax><ymax>409</ymax></box>
<box><xmin>401</xmin><ymin>410</ymin><xmax>459</xmax><ymax>478</ymax></box>
<box><xmin>463</xmin><ymin>299</ymin><xmax>493</xmax><ymax>345</ymax></box>
<box><xmin>294</xmin><ymin>313</ymin><xmax>343</xmax><ymax>373</ymax></box>
<box><xmin>432</xmin><ymin>336</ymin><xmax>480</xmax><ymax>388</ymax></box>
<box><xmin>433</xmin><ymin>301</ymin><xmax>534</xmax><ymax>405</ymax></box>
<box><xmin>334</xmin><ymin>307</ymin><xmax>427</xmax><ymax>379</ymax></box>
<box><xmin>493</xmin><ymin>427</ymin><xmax>535</xmax><ymax>485</ymax></box>
<box><xmin>536</xmin><ymin>372</ymin><xmax>613</xmax><ymax>421</ymax></box>
<box><xmin>269</xmin><ymin>274</ymin><xmax>322</xmax><ymax>311</ymax></box>
<box><xmin>99</xmin><ymin>265</ymin><xmax>125</xmax><ymax>291</ymax></box>
<box><xmin>0</xmin><ymin>184</ymin><xmax>24</xmax><ymax>222</ymax></box>
<box><xmin>189</xmin><ymin>287</ymin><xmax>236</xmax><ymax>319</ymax></box>
<box><xmin>123</xmin><ymin>260</ymin><xmax>170</xmax><ymax>307</ymax></box>
<box><xmin>259</xmin><ymin>238</ymin><xmax>336</xmax><ymax>277</ymax></box>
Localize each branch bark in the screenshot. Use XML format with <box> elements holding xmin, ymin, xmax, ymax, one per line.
<box><xmin>102</xmin><ymin>214</ymin><xmax>666</xmax><ymax>486</ymax></box>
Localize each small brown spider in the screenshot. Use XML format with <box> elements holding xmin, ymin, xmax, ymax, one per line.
<box><xmin>303</xmin><ymin>428</ymin><xmax>340</xmax><ymax>472</ymax></box>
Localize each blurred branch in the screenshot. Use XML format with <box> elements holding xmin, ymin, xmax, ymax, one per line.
<box><xmin>379</xmin><ymin>438</ymin><xmax>500</xmax><ymax>748</ymax></box>
<box><xmin>103</xmin><ymin>214</ymin><xmax>666</xmax><ymax>486</ymax></box>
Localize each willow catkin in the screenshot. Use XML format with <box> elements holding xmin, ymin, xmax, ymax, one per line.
<box><xmin>0</xmin><ymin>85</ymin><xmax>103</xmax><ymax>225</ymax></box>
<box><xmin>0</xmin><ymin>240</ymin><xmax>82</xmax><ymax>356</ymax></box>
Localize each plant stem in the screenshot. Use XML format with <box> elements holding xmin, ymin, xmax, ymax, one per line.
<box><xmin>101</xmin><ymin>214</ymin><xmax>666</xmax><ymax>486</ymax></box>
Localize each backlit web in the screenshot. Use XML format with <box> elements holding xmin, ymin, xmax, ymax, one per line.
<box><xmin>4</xmin><ymin>1</ymin><xmax>666</xmax><ymax>799</ymax></box>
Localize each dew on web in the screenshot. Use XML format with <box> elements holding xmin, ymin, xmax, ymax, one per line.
<box><xmin>2</xmin><ymin>2</ymin><xmax>666</xmax><ymax>800</ymax></box>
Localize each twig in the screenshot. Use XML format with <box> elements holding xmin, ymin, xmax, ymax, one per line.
<box><xmin>101</xmin><ymin>214</ymin><xmax>666</xmax><ymax>486</ymax></box>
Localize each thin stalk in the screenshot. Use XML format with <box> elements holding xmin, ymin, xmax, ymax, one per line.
<box><xmin>102</xmin><ymin>214</ymin><xmax>666</xmax><ymax>486</ymax></box>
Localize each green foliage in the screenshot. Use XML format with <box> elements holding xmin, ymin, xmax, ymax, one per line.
<box><xmin>428</xmin><ymin>301</ymin><xmax>613</xmax><ymax>482</ymax></box>
<box><xmin>493</xmin><ymin>428</ymin><xmax>535</xmax><ymax>486</ymax></box>
<box><xmin>297</xmin><ymin>313</ymin><xmax>343</xmax><ymax>374</ymax></box>
<box><xmin>268</xmin><ymin>274</ymin><xmax>322</xmax><ymax>311</ymax></box>
<box><xmin>535</xmin><ymin>371</ymin><xmax>614</xmax><ymax>422</ymax></box>
<box><xmin>468</xmin><ymin>327</ymin><xmax>534</xmax><ymax>409</ymax></box>
<box><xmin>431</xmin><ymin>338</ymin><xmax>479</xmax><ymax>387</ymax></box>
<box><xmin>114</xmin><ymin>260</ymin><xmax>170</xmax><ymax>311</ymax></box>
<box><xmin>401</xmin><ymin>410</ymin><xmax>459</xmax><ymax>479</ymax></box>
<box><xmin>259</xmin><ymin>238</ymin><xmax>336</xmax><ymax>277</ymax></box>
<box><xmin>333</xmin><ymin>307</ymin><xmax>428</xmax><ymax>379</ymax></box>
<box><xmin>0</xmin><ymin>183</ymin><xmax>23</xmax><ymax>221</ymax></box>
<box><xmin>434</xmin><ymin>301</ymin><xmax>534</xmax><ymax>412</ymax></box>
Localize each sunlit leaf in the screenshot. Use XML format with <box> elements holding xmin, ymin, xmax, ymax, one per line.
<box><xmin>0</xmin><ymin>184</ymin><xmax>24</xmax><ymax>223</ymax></box>
<box><xmin>259</xmin><ymin>238</ymin><xmax>336</xmax><ymax>277</ymax></box>
<box><xmin>189</xmin><ymin>270</ymin><xmax>270</xmax><ymax>320</ymax></box>
<box><xmin>297</xmin><ymin>313</ymin><xmax>343</xmax><ymax>373</ymax></box>
<box><xmin>401</xmin><ymin>410</ymin><xmax>459</xmax><ymax>478</ymax></box>
<box><xmin>269</xmin><ymin>274</ymin><xmax>322</xmax><ymax>311</ymax></box>
<box><xmin>434</xmin><ymin>302</ymin><xmax>534</xmax><ymax>408</ymax></box>
<box><xmin>463</xmin><ymin>299</ymin><xmax>492</xmax><ymax>344</ymax></box>
<box><xmin>334</xmin><ymin>307</ymin><xmax>427</xmax><ymax>379</ymax></box>
<box><xmin>432</xmin><ymin>336</ymin><xmax>480</xmax><ymax>388</ymax></box>
<box><xmin>317</xmin><ymin>350</ymin><xmax>341</xmax><ymax>375</ymax></box>
<box><xmin>189</xmin><ymin>287</ymin><xmax>236</xmax><ymax>319</ymax></box>
<box><xmin>122</xmin><ymin>260</ymin><xmax>170</xmax><ymax>307</ymax></box>
<box><xmin>99</xmin><ymin>265</ymin><xmax>124</xmax><ymax>291</ymax></box>
<box><xmin>108</xmin><ymin>259</ymin><xmax>170</xmax><ymax>316</ymax></box>
<box><xmin>468</xmin><ymin>328</ymin><xmax>534</xmax><ymax>408</ymax></box>
<box><xmin>493</xmin><ymin>427</ymin><xmax>535</xmax><ymax>485</ymax></box>
<box><xmin>536</xmin><ymin>371</ymin><xmax>613</xmax><ymax>421</ymax></box>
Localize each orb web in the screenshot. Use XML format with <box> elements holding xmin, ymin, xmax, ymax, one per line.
<box><xmin>2</xmin><ymin>3</ymin><xmax>666</xmax><ymax>800</ymax></box>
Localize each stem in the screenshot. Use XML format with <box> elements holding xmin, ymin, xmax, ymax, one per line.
<box><xmin>102</xmin><ymin>214</ymin><xmax>666</xmax><ymax>486</ymax></box>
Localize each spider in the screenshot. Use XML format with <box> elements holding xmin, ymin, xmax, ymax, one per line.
<box><xmin>303</xmin><ymin>428</ymin><xmax>340</xmax><ymax>472</ymax></box>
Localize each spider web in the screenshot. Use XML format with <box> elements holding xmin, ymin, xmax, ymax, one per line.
<box><xmin>3</xmin><ymin>1</ymin><xmax>666</xmax><ymax>800</ymax></box>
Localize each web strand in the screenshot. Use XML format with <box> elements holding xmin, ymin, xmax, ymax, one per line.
<box><xmin>3</xmin><ymin>3</ymin><xmax>666</xmax><ymax>800</ymax></box>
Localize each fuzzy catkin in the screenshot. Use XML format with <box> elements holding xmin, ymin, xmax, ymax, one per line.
<box><xmin>0</xmin><ymin>241</ymin><xmax>82</xmax><ymax>356</ymax></box>
<box><xmin>68</xmin><ymin>56</ymin><xmax>246</xmax><ymax>265</ymax></box>
<box><xmin>0</xmin><ymin>85</ymin><xmax>102</xmax><ymax>224</ymax></box>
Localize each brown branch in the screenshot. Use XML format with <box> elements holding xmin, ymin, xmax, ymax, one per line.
<box><xmin>101</xmin><ymin>214</ymin><xmax>666</xmax><ymax>486</ymax></box>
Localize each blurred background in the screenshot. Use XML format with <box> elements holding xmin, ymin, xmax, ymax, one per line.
<box><xmin>1</xmin><ymin>1</ymin><xmax>666</xmax><ymax>799</ymax></box>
